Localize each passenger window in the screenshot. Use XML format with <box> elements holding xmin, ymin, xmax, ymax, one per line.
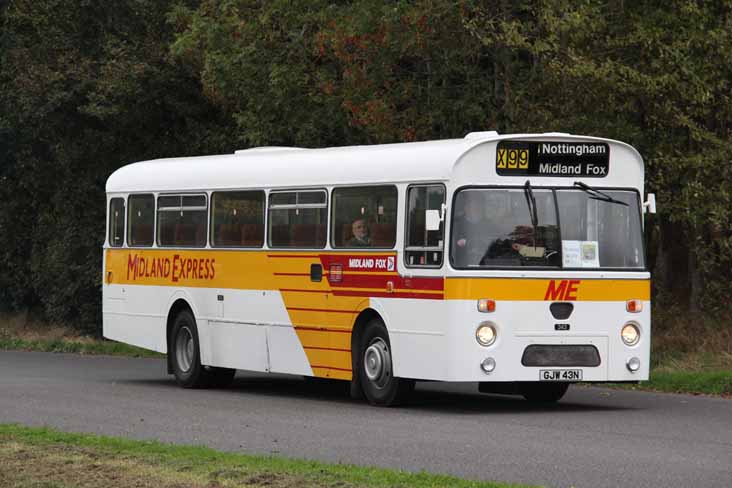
<box><xmin>157</xmin><ymin>194</ymin><xmax>208</xmax><ymax>247</ymax></box>
<box><xmin>109</xmin><ymin>198</ymin><xmax>125</xmax><ymax>247</ymax></box>
<box><xmin>332</xmin><ymin>186</ymin><xmax>397</xmax><ymax>248</ymax></box>
<box><xmin>127</xmin><ymin>194</ymin><xmax>154</xmax><ymax>247</ymax></box>
<box><xmin>211</xmin><ymin>191</ymin><xmax>265</xmax><ymax>247</ymax></box>
<box><xmin>268</xmin><ymin>190</ymin><xmax>327</xmax><ymax>248</ymax></box>
<box><xmin>405</xmin><ymin>185</ymin><xmax>445</xmax><ymax>267</ymax></box>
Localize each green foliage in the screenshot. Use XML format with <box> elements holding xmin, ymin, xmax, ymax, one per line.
<box><xmin>0</xmin><ymin>0</ymin><xmax>730</xmax><ymax>330</ymax></box>
<box><xmin>168</xmin><ymin>0</ymin><xmax>355</xmax><ymax>147</ymax></box>
<box><xmin>0</xmin><ymin>0</ymin><xmax>235</xmax><ymax>331</ymax></box>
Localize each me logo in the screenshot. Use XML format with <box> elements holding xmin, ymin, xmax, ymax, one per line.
<box><xmin>387</xmin><ymin>256</ymin><xmax>395</xmax><ymax>271</ymax></box>
<box><xmin>544</xmin><ymin>279</ymin><xmax>581</xmax><ymax>301</ymax></box>
<box><xmin>497</xmin><ymin>148</ymin><xmax>529</xmax><ymax>170</ymax></box>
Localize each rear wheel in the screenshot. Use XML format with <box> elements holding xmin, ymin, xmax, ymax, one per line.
<box><xmin>171</xmin><ymin>309</ymin><xmax>235</xmax><ymax>388</ymax></box>
<box><xmin>520</xmin><ymin>382</ymin><xmax>570</xmax><ymax>403</ymax></box>
<box><xmin>357</xmin><ymin>318</ymin><xmax>414</xmax><ymax>406</ymax></box>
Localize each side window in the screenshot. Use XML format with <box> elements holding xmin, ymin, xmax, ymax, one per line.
<box><xmin>109</xmin><ymin>198</ymin><xmax>125</xmax><ymax>247</ymax></box>
<box><xmin>332</xmin><ymin>186</ymin><xmax>397</xmax><ymax>248</ymax></box>
<box><xmin>268</xmin><ymin>190</ymin><xmax>327</xmax><ymax>248</ymax></box>
<box><xmin>405</xmin><ymin>185</ymin><xmax>445</xmax><ymax>267</ymax></box>
<box><xmin>127</xmin><ymin>194</ymin><xmax>154</xmax><ymax>247</ymax></box>
<box><xmin>211</xmin><ymin>191</ymin><xmax>265</xmax><ymax>247</ymax></box>
<box><xmin>157</xmin><ymin>194</ymin><xmax>208</xmax><ymax>247</ymax></box>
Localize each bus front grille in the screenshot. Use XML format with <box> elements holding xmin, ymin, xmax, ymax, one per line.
<box><xmin>521</xmin><ymin>344</ymin><xmax>601</xmax><ymax>367</ymax></box>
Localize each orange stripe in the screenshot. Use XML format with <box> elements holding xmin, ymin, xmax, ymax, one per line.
<box><xmin>311</xmin><ymin>365</ymin><xmax>352</xmax><ymax>372</ymax></box>
<box><xmin>304</xmin><ymin>346</ymin><xmax>351</xmax><ymax>353</ymax></box>
<box><xmin>274</xmin><ymin>272</ymin><xmax>310</xmax><ymax>276</ymax></box>
<box><xmin>287</xmin><ymin>307</ymin><xmax>355</xmax><ymax>314</ymax></box>
<box><xmin>280</xmin><ymin>288</ymin><xmax>331</xmax><ymax>294</ymax></box>
<box><xmin>267</xmin><ymin>254</ymin><xmax>320</xmax><ymax>258</ymax></box>
<box><xmin>294</xmin><ymin>326</ymin><xmax>352</xmax><ymax>334</ymax></box>
<box><xmin>445</xmin><ymin>278</ymin><xmax>650</xmax><ymax>301</ymax></box>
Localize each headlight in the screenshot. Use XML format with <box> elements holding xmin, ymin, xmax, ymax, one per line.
<box><xmin>621</xmin><ymin>323</ymin><xmax>640</xmax><ymax>346</ymax></box>
<box><xmin>476</xmin><ymin>323</ymin><xmax>497</xmax><ymax>346</ymax></box>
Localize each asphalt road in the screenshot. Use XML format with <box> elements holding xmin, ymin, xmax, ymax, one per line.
<box><xmin>1</xmin><ymin>351</ymin><xmax>730</xmax><ymax>488</ymax></box>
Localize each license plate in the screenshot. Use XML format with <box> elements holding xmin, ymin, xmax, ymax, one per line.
<box><xmin>540</xmin><ymin>369</ymin><xmax>582</xmax><ymax>381</ymax></box>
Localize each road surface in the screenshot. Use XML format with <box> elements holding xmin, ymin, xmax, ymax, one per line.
<box><xmin>1</xmin><ymin>351</ymin><xmax>730</xmax><ymax>487</ymax></box>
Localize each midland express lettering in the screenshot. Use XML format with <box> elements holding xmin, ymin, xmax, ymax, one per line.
<box><xmin>127</xmin><ymin>254</ymin><xmax>215</xmax><ymax>282</ymax></box>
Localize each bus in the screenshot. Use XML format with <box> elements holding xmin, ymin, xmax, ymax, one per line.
<box><xmin>103</xmin><ymin>131</ymin><xmax>655</xmax><ymax>405</ymax></box>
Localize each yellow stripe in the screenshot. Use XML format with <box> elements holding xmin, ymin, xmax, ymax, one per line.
<box><xmin>288</xmin><ymin>311</ymin><xmax>355</xmax><ymax>328</ymax></box>
<box><xmin>445</xmin><ymin>278</ymin><xmax>650</xmax><ymax>301</ymax></box>
<box><xmin>296</xmin><ymin>329</ymin><xmax>352</xmax><ymax>350</ymax></box>
<box><xmin>279</xmin><ymin>292</ymin><xmax>365</xmax><ymax>310</ymax></box>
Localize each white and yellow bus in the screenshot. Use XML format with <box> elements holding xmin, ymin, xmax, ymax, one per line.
<box><xmin>103</xmin><ymin>131</ymin><xmax>655</xmax><ymax>405</ymax></box>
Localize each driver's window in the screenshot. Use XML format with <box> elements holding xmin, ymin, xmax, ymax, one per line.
<box><xmin>405</xmin><ymin>185</ymin><xmax>445</xmax><ymax>267</ymax></box>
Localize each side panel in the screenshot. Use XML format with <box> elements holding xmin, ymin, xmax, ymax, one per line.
<box><xmin>103</xmin><ymin>249</ymin><xmax>399</xmax><ymax>380</ymax></box>
<box><xmin>104</xmin><ymin>247</ymin><xmax>651</xmax><ymax>383</ymax></box>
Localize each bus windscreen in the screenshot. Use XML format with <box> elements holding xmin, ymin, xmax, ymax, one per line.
<box><xmin>450</xmin><ymin>187</ymin><xmax>644</xmax><ymax>269</ymax></box>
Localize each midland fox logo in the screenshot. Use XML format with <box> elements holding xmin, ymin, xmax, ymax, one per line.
<box><xmin>127</xmin><ymin>254</ymin><xmax>215</xmax><ymax>282</ymax></box>
<box><xmin>544</xmin><ymin>279</ymin><xmax>581</xmax><ymax>301</ymax></box>
<box><xmin>347</xmin><ymin>256</ymin><xmax>395</xmax><ymax>271</ymax></box>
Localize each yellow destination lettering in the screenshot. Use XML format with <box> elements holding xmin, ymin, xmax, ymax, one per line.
<box><xmin>497</xmin><ymin>149</ymin><xmax>507</xmax><ymax>168</ymax></box>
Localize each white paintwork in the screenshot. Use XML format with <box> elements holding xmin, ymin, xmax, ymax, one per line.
<box><xmin>375</xmin><ymin>295</ymin><xmax>649</xmax><ymax>382</ymax></box>
<box><xmin>104</xmin><ymin>132</ymin><xmax>650</xmax><ymax>384</ymax></box>
<box><xmin>106</xmin><ymin>133</ymin><xmax>644</xmax><ymax>193</ymax></box>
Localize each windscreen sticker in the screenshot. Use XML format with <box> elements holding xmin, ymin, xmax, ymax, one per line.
<box><xmin>562</xmin><ymin>240</ymin><xmax>600</xmax><ymax>268</ymax></box>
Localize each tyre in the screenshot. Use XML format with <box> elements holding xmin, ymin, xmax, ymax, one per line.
<box><xmin>520</xmin><ymin>382</ymin><xmax>570</xmax><ymax>403</ymax></box>
<box><xmin>357</xmin><ymin>318</ymin><xmax>414</xmax><ymax>406</ymax></box>
<box><xmin>171</xmin><ymin>309</ymin><xmax>235</xmax><ymax>388</ymax></box>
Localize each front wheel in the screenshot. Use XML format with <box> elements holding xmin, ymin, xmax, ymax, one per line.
<box><xmin>520</xmin><ymin>382</ymin><xmax>570</xmax><ymax>403</ymax></box>
<box><xmin>171</xmin><ymin>310</ymin><xmax>235</xmax><ymax>388</ymax></box>
<box><xmin>357</xmin><ymin>319</ymin><xmax>414</xmax><ymax>406</ymax></box>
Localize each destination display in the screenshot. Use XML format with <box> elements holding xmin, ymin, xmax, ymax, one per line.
<box><xmin>496</xmin><ymin>141</ymin><xmax>610</xmax><ymax>177</ymax></box>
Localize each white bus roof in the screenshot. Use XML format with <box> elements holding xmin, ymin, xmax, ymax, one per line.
<box><xmin>106</xmin><ymin>133</ymin><xmax>643</xmax><ymax>193</ymax></box>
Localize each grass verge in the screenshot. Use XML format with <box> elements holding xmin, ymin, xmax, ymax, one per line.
<box><xmin>0</xmin><ymin>313</ymin><xmax>161</xmax><ymax>358</ymax></box>
<box><xmin>0</xmin><ymin>335</ymin><xmax>161</xmax><ymax>357</ymax></box>
<box><xmin>611</xmin><ymin>370</ymin><xmax>732</xmax><ymax>397</ymax></box>
<box><xmin>0</xmin><ymin>424</ymin><xmax>534</xmax><ymax>488</ymax></box>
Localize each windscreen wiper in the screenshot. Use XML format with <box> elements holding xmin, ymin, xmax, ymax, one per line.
<box><xmin>573</xmin><ymin>181</ymin><xmax>628</xmax><ymax>206</ymax></box>
<box><xmin>523</xmin><ymin>180</ymin><xmax>538</xmax><ymax>246</ymax></box>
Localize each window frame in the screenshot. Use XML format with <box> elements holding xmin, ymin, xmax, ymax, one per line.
<box><xmin>330</xmin><ymin>184</ymin><xmax>398</xmax><ymax>250</ymax></box>
<box><xmin>267</xmin><ymin>188</ymin><xmax>328</xmax><ymax>249</ymax></box>
<box><xmin>404</xmin><ymin>183</ymin><xmax>447</xmax><ymax>269</ymax></box>
<box><xmin>156</xmin><ymin>192</ymin><xmax>209</xmax><ymax>248</ymax></box>
<box><xmin>126</xmin><ymin>193</ymin><xmax>156</xmax><ymax>248</ymax></box>
<box><xmin>209</xmin><ymin>190</ymin><xmax>266</xmax><ymax>249</ymax></box>
<box><xmin>448</xmin><ymin>185</ymin><xmax>647</xmax><ymax>271</ymax></box>
<box><xmin>108</xmin><ymin>197</ymin><xmax>125</xmax><ymax>248</ymax></box>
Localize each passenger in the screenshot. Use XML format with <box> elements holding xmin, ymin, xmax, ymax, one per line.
<box><xmin>347</xmin><ymin>218</ymin><xmax>371</xmax><ymax>247</ymax></box>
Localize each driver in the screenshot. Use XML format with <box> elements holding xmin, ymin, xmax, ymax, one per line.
<box><xmin>452</xmin><ymin>193</ymin><xmax>491</xmax><ymax>267</ymax></box>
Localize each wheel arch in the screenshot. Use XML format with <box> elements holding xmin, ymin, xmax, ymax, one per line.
<box><xmin>165</xmin><ymin>296</ymin><xmax>196</xmax><ymax>374</ymax></box>
<box><xmin>351</xmin><ymin>308</ymin><xmax>383</xmax><ymax>366</ymax></box>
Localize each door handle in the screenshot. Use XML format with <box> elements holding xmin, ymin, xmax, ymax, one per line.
<box><xmin>106</xmin><ymin>271</ymin><xmax>113</xmax><ymax>284</ymax></box>
<box><xmin>310</xmin><ymin>264</ymin><xmax>323</xmax><ymax>282</ymax></box>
